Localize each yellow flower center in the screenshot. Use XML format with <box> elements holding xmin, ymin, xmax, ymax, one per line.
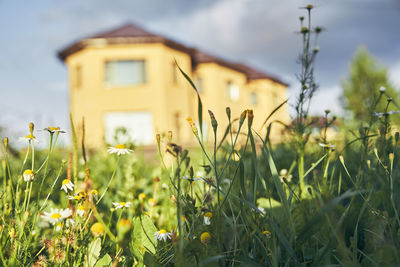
<box><xmin>263</xmin><ymin>230</ymin><xmax>271</xmax><ymax>235</ymax></box>
<box><xmin>49</xmin><ymin>127</ymin><xmax>60</xmax><ymax>131</ymax></box>
<box><xmin>115</xmin><ymin>144</ymin><xmax>126</xmax><ymax>149</ymax></box>
<box><xmin>73</xmin><ymin>195</ymin><xmax>82</xmax><ymax>200</ymax></box>
<box><xmin>25</xmin><ymin>134</ymin><xmax>35</xmax><ymax>139</ymax></box>
<box><xmin>159</xmin><ymin>229</ymin><xmax>167</xmax><ymax>235</ymax></box>
<box><xmin>120</xmin><ymin>202</ymin><xmax>126</xmax><ymax>206</ymax></box>
<box><xmin>205</xmin><ymin>212</ymin><xmax>212</xmax><ymax>218</ymax></box>
<box><xmin>78</xmin><ymin>191</ymin><xmax>87</xmax><ymax>198</ymax></box>
<box><xmin>138</xmin><ymin>193</ymin><xmax>146</xmax><ymax>200</ymax></box>
<box><xmin>24</xmin><ymin>169</ymin><xmax>34</xmax><ymax>175</ymax></box>
<box><xmin>200</xmin><ymin>232</ymin><xmax>211</xmax><ymax>244</ymax></box>
<box><xmin>77</xmin><ymin>205</ymin><xmax>85</xmax><ymax>210</ymax></box>
<box><xmin>51</xmin><ymin>213</ymin><xmax>62</xmax><ymax>219</ymax></box>
<box><xmin>91</xmin><ymin>189</ymin><xmax>98</xmax><ymax>195</ymax></box>
<box><xmin>62</xmin><ymin>179</ymin><xmax>70</xmax><ymax>186</ymax></box>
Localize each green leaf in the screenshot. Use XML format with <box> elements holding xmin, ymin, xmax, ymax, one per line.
<box><xmin>85</xmin><ymin>238</ymin><xmax>101</xmax><ymax>267</ymax></box>
<box><xmin>94</xmin><ymin>254</ymin><xmax>112</xmax><ymax>267</ymax></box>
<box><xmin>131</xmin><ymin>215</ymin><xmax>157</xmax><ymax>264</ymax></box>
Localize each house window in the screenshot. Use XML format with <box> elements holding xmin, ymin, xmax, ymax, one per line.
<box><xmin>226</xmin><ymin>81</ymin><xmax>239</xmax><ymax>101</ymax></box>
<box><xmin>105</xmin><ymin>60</ymin><xmax>146</xmax><ymax>86</ymax></box>
<box><xmin>250</xmin><ymin>92</ymin><xmax>257</xmax><ymax>105</ymax></box>
<box><xmin>104</xmin><ymin>112</ymin><xmax>154</xmax><ymax>145</ymax></box>
<box><xmin>195</xmin><ymin>78</ymin><xmax>203</xmax><ymax>94</ymax></box>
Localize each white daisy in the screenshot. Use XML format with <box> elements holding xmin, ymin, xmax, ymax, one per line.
<box><xmin>60</xmin><ymin>179</ymin><xmax>74</xmax><ymax>193</ymax></box>
<box><xmin>19</xmin><ymin>134</ymin><xmax>38</xmax><ymax>143</ymax></box>
<box><xmin>76</xmin><ymin>204</ymin><xmax>85</xmax><ymax>217</ymax></box>
<box><xmin>23</xmin><ymin>169</ymin><xmax>34</xmax><ymax>182</ymax></box>
<box><xmin>155</xmin><ymin>229</ymin><xmax>172</xmax><ymax>242</ymax></box>
<box><xmin>41</xmin><ymin>208</ymin><xmax>72</xmax><ymax>225</ymax></box>
<box><xmin>379</xmin><ymin>86</ymin><xmax>386</xmax><ymax>92</ymax></box>
<box><xmin>107</xmin><ymin>144</ymin><xmax>133</xmax><ymax>155</ymax></box>
<box><xmin>319</xmin><ymin>143</ymin><xmax>336</xmax><ymax>149</ymax></box>
<box><xmin>55</xmin><ymin>222</ymin><xmax>63</xmax><ymax>232</ymax></box>
<box><xmin>112</xmin><ymin>201</ymin><xmax>132</xmax><ymax>209</ymax></box>
<box><xmin>42</xmin><ymin>127</ymin><xmax>66</xmax><ymax>134</ymax></box>
<box><xmin>204</xmin><ymin>212</ymin><xmax>212</xmax><ymax>225</ymax></box>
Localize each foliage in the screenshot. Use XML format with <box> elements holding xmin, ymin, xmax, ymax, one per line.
<box><xmin>342</xmin><ymin>47</ymin><xmax>400</xmax><ymax>124</ymax></box>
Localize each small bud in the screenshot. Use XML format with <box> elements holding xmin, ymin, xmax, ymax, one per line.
<box><xmin>313</xmin><ymin>46</ymin><xmax>320</xmax><ymax>53</ymax></box>
<box><xmin>29</xmin><ymin>122</ymin><xmax>34</xmax><ymax>135</ymax></box>
<box><xmin>300</xmin><ymin>26</ymin><xmax>309</xmax><ymax>34</ymax></box>
<box><xmin>395</xmin><ymin>132</ymin><xmax>399</xmax><ymax>143</ymax></box>
<box><xmin>189</xmin><ymin>166</ymin><xmax>194</xmax><ymax>179</ymax></box>
<box><xmin>208</xmin><ymin>110</ymin><xmax>218</xmax><ymax>132</ymax></box>
<box><xmin>389</xmin><ymin>153</ymin><xmax>394</xmax><ymax>161</ymax></box>
<box><xmin>387</xmin><ymin>97</ymin><xmax>393</xmax><ymax>103</ymax></box>
<box><xmin>306</xmin><ymin>4</ymin><xmax>313</xmax><ymax>10</ymax></box>
<box><xmin>299</xmin><ymin>16</ymin><xmax>304</xmax><ymax>22</ymax></box>
<box><xmin>314</xmin><ymin>27</ymin><xmax>323</xmax><ymax>33</ymax></box>
<box><xmin>247</xmin><ymin>109</ymin><xmax>254</xmax><ymax>128</ymax></box>
<box><xmin>379</xmin><ymin>86</ymin><xmax>386</xmax><ymax>93</ymax></box>
<box><xmin>168</xmin><ymin>131</ymin><xmax>173</xmax><ymax>142</ymax></box>
<box><xmin>3</xmin><ymin>137</ymin><xmax>8</xmax><ymax>149</ymax></box>
<box><xmin>153</xmin><ymin>177</ymin><xmax>160</xmax><ymax>182</ymax></box>
<box><xmin>367</xmin><ymin>160</ymin><xmax>371</xmax><ymax>169</ymax></box>
<box><xmin>226</xmin><ymin>107</ymin><xmax>231</xmax><ymax>120</ymax></box>
<box><xmin>324</xmin><ymin>109</ymin><xmax>330</xmax><ymax>115</ymax></box>
<box><xmin>239</xmin><ymin>110</ymin><xmax>247</xmax><ymax>127</ymax></box>
<box><xmin>156</xmin><ymin>134</ymin><xmax>161</xmax><ymax>145</ymax></box>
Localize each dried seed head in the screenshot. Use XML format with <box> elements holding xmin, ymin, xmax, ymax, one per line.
<box><xmin>247</xmin><ymin>109</ymin><xmax>254</xmax><ymax>128</ymax></box>
<box><xmin>3</xmin><ymin>137</ymin><xmax>8</xmax><ymax>149</ymax></box>
<box><xmin>239</xmin><ymin>110</ymin><xmax>247</xmax><ymax>127</ymax></box>
<box><xmin>226</xmin><ymin>107</ymin><xmax>231</xmax><ymax>120</ymax></box>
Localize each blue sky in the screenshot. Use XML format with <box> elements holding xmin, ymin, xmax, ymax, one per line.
<box><xmin>1</xmin><ymin>0</ymin><xmax>400</xmax><ymax>144</ymax></box>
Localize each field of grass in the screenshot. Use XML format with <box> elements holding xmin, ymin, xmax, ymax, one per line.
<box><xmin>2</xmin><ymin>5</ymin><xmax>400</xmax><ymax>267</ymax></box>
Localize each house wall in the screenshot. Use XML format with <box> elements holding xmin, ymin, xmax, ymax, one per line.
<box><xmin>65</xmin><ymin>42</ymin><xmax>289</xmax><ymax>149</ymax></box>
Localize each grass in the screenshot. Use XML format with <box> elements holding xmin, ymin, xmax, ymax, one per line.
<box><xmin>1</xmin><ymin>4</ymin><xmax>400</xmax><ymax>267</ymax></box>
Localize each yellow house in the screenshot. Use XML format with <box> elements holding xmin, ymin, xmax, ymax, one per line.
<box><xmin>58</xmin><ymin>23</ymin><xmax>289</xmax><ymax>149</ymax></box>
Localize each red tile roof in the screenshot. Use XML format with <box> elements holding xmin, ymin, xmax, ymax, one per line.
<box><xmin>58</xmin><ymin>23</ymin><xmax>288</xmax><ymax>86</ymax></box>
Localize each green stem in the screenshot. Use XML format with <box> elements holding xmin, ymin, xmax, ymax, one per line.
<box><xmin>97</xmin><ymin>156</ymin><xmax>120</xmax><ymax>205</ymax></box>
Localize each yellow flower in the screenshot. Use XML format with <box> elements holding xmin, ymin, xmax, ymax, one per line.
<box><xmin>148</xmin><ymin>198</ymin><xmax>156</xmax><ymax>206</ymax></box>
<box><xmin>138</xmin><ymin>193</ymin><xmax>146</xmax><ymax>201</ymax></box>
<box><xmin>43</xmin><ymin>127</ymin><xmax>66</xmax><ymax>134</ymax></box>
<box><xmin>263</xmin><ymin>230</ymin><xmax>271</xmax><ymax>238</ymax></box>
<box><xmin>23</xmin><ymin>169</ymin><xmax>34</xmax><ymax>182</ymax></box>
<box><xmin>200</xmin><ymin>232</ymin><xmax>211</xmax><ymax>244</ymax></box>
<box><xmin>90</xmin><ymin>222</ymin><xmax>105</xmax><ymax>236</ymax></box>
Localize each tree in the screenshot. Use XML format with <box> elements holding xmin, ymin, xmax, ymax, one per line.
<box><xmin>342</xmin><ymin>47</ymin><xmax>400</xmax><ymax>125</ymax></box>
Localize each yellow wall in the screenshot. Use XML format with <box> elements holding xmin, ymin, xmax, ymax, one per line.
<box><xmin>65</xmin><ymin>42</ymin><xmax>289</xmax><ymax>149</ymax></box>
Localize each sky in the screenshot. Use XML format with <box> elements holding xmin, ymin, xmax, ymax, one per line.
<box><xmin>1</xmin><ymin>0</ymin><xmax>400</xmax><ymax>144</ymax></box>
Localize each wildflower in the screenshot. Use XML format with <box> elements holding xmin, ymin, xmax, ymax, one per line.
<box><xmin>89</xmin><ymin>189</ymin><xmax>99</xmax><ymax>201</ymax></box>
<box><xmin>204</xmin><ymin>212</ymin><xmax>212</xmax><ymax>225</ymax></box>
<box><xmin>373</xmin><ymin>111</ymin><xmax>400</xmax><ymax>117</ymax></box>
<box><xmin>155</xmin><ymin>229</ymin><xmax>172</xmax><ymax>242</ymax></box>
<box><xmin>138</xmin><ymin>193</ymin><xmax>146</xmax><ymax>201</ymax></box>
<box><xmin>60</xmin><ymin>179</ymin><xmax>74</xmax><ymax>193</ymax></box>
<box><xmin>68</xmin><ymin>191</ymin><xmax>87</xmax><ymax>201</ymax></box>
<box><xmin>263</xmin><ymin>230</ymin><xmax>271</xmax><ymax>238</ymax></box>
<box><xmin>319</xmin><ymin>143</ymin><xmax>336</xmax><ymax>149</ymax></box>
<box><xmin>76</xmin><ymin>204</ymin><xmax>86</xmax><ymax>217</ymax></box>
<box><xmin>279</xmin><ymin>169</ymin><xmax>293</xmax><ymax>183</ymax></box>
<box><xmin>43</xmin><ymin>127</ymin><xmax>66</xmax><ymax>134</ymax></box>
<box><xmin>42</xmin><ymin>208</ymin><xmax>72</xmax><ymax>225</ymax></box>
<box><xmin>23</xmin><ymin>169</ymin><xmax>34</xmax><ymax>182</ymax></box>
<box><xmin>90</xmin><ymin>222</ymin><xmax>105</xmax><ymax>236</ymax></box>
<box><xmin>19</xmin><ymin>134</ymin><xmax>38</xmax><ymax>143</ymax></box>
<box><xmin>200</xmin><ymin>232</ymin><xmax>211</xmax><ymax>244</ymax></box>
<box><xmin>33</xmin><ymin>255</ymin><xmax>48</xmax><ymax>267</ymax></box>
<box><xmin>107</xmin><ymin>144</ymin><xmax>133</xmax><ymax>155</ymax></box>
<box><xmin>113</xmin><ymin>201</ymin><xmax>132</xmax><ymax>209</ymax></box>
<box><xmin>50</xmin><ymin>248</ymin><xmax>66</xmax><ymax>264</ymax></box>
<box><xmin>55</xmin><ymin>223</ymin><xmax>63</xmax><ymax>232</ymax></box>
<box><xmin>379</xmin><ymin>86</ymin><xmax>386</xmax><ymax>92</ymax></box>
<box><xmin>148</xmin><ymin>198</ymin><xmax>156</xmax><ymax>206</ymax></box>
